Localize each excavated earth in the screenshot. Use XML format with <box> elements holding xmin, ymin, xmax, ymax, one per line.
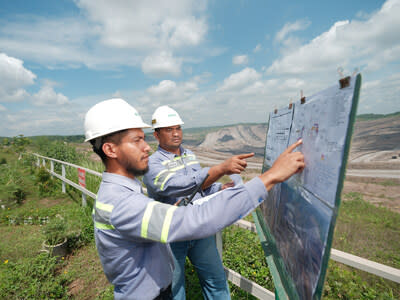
<box><xmin>186</xmin><ymin>115</ymin><xmax>400</xmax><ymax>213</ymax></box>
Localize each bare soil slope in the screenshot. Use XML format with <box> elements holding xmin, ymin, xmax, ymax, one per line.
<box><xmin>197</xmin><ymin>124</ymin><xmax>267</xmax><ymax>156</ymax></box>
<box><xmin>192</xmin><ymin>115</ymin><xmax>400</xmax><ymax>164</ymax></box>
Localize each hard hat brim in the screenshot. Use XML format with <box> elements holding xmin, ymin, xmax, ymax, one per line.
<box><xmin>85</xmin><ymin>122</ymin><xmax>152</xmax><ymax>142</ymax></box>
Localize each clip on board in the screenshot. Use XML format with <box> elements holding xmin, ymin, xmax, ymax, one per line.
<box><xmin>253</xmin><ymin>74</ymin><xmax>362</xmax><ymax>300</ymax></box>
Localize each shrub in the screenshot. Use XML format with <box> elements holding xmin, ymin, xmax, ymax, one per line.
<box><xmin>0</xmin><ymin>253</ymin><xmax>69</xmax><ymax>299</ymax></box>
<box><xmin>0</xmin><ymin>163</ymin><xmax>28</xmax><ymax>205</ymax></box>
<box><xmin>43</xmin><ymin>217</ymin><xmax>68</xmax><ymax>245</ymax></box>
<box><xmin>42</xmin><ymin>141</ymin><xmax>79</xmax><ymax>166</ymax></box>
<box><xmin>36</xmin><ymin>167</ymin><xmax>59</xmax><ymax>196</ymax></box>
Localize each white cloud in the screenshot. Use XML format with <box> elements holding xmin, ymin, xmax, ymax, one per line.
<box><xmin>142</xmin><ymin>52</ymin><xmax>182</xmax><ymax>76</ymax></box>
<box><xmin>275</xmin><ymin>19</ymin><xmax>311</xmax><ymax>43</ymax></box>
<box><xmin>217</xmin><ymin>68</ymin><xmax>261</xmax><ymax>92</ymax></box>
<box><xmin>32</xmin><ymin>83</ymin><xmax>69</xmax><ymax>106</ymax></box>
<box><xmin>268</xmin><ymin>0</ymin><xmax>400</xmax><ymax>75</ymax></box>
<box><xmin>233</xmin><ymin>55</ymin><xmax>249</xmax><ymax>65</ymax></box>
<box><xmin>253</xmin><ymin>44</ymin><xmax>262</xmax><ymax>53</ymax></box>
<box><xmin>77</xmin><ymin>0</ymin><xmax>208</xmax><ymax>50</ymax></box>
<box><xmin>0</xmin><ymin>53</ymin><xmax>36</xmax><ymax>102</ymax></box>
<box><xmin>0</xmin><ymin>0</ymin><xmax>209</xmax><ymax>73</ymax></box>
<box><xmin>161</xmin><ymin>17</ymin><xmax>207</xmax><ymax>48</ymax></box>
<box><xmin>148</xmin><ymin>80</ymin><xmax>177</xmax><ymax>96</ymax></box>
<box><xmin>360</xmin><ymin>72</ymin><xmax>400</xmax><ymax>114</ymax></box>
<box><xmin>143</xmin><ymin>79</ymin><xmax>199</xmax><ymax>116</ymax></box>
<box><xmin>0</xmin><ymin>17</ymin><xmax>99</xmax><ymax>68</ymax></box>
<box><xmin>112</xmin><ymin>90</ymin><xmax>123</xmax><ymax>98</ymax></box>
<box><xmin>2</xmin><ymin>105</ymin><xmax>83</xmax><ymax>136</ymax></box>
<box><xmin>0</xmin><ymin>104</ymin><xmax>6</xmax><ymax>112</ymax></box>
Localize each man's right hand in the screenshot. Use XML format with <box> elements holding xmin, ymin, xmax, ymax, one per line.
<box><xmin>259</xmin><ymin>139</ymin><xmax>305</xmax><ymax>191</ymax></box>
<box><xmin>219</xmin><ymin>153</ymin><xmax>254</xmax><ymax>175</ymax></box>
<box><xmin>202</xmin><ymin>153</ymin><xmax>254</xmax><ymax>190</ymax></box>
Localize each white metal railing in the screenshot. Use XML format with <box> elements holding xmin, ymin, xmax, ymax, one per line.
<box><xmin>32</xmin><ymin>153</ymin><xmax>400</xmax><ymax>299</ymax></box>
<box><xmin>234</xmin><ymin>220</ymin><xmax>400</xmax><ymax>284</ymax></box>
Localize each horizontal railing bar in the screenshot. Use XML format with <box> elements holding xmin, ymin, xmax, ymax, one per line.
<box><xmin>330</xmin><ymin>249</ymin><xmax>400</xmax><ymax>283</ymax></box>
<box><xmin>234</xmin><ymin>220</ymin><xmax>400</xmax><ymax>284</ymax></box>
<box><xmin>235</xmin><ymin>219</ymin><xmax>257</xmax><ymax>233</ymax></box>
<box><xmin>49</xmin><ymin>170</ymin><xmax>97</xmax><ymax>199</ymax></box>
<box><xmin>224</xmin><ymin>267</ymin><xmax>275</xmax><ymax>299</ymax></box>
<box><xmin>33</xmin><ymin>153</ymin><xmax>102</xmax><ymax>177</ymax></box>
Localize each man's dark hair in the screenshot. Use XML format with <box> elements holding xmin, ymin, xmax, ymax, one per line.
<box><xmin>90</xmin><ymin>129</ymin><xmax>128</xmax><ymax>164</ymax></box>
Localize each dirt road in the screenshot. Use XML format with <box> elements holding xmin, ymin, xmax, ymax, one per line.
<box><xmin>346</xmin><ymin>169</ymin><xmax>400</xmax><ymax>179</ymax></box>
<box><xmin>195</xmin><ymin>151</ymin><xmax>400</xmax><ymax>179</ymax></box>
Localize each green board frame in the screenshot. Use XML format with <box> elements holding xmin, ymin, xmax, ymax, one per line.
<box><xmin>253</xmin><ymin>74</ymin><xmax>362</xmax><ymax>300</ymax></box>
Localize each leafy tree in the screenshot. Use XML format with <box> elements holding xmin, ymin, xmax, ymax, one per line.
<box><xmin>2</xmin><ymin>137</ymin><xmax>10</xmax><ymax>146</ymax></box>
<box><xmin>11</xmin><ymin>135</ymin><xmax>31</xmax><ymax>154</ymax></box>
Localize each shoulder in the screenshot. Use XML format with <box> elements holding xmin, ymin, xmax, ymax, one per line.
<box><xmin>149</xmin><ymin>150</ymin><xmax>165</xmax><ymax>163</ymax></box>
<box><xmin>183</xmin><ymin>148</ymin><xmax>194</xmax><ymax>155</ymax></box>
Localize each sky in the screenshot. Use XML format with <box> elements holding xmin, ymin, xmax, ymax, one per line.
<box><xmin>0</xmin><ymin>0</ymin><xmax>399</xmax><ymax>137</ymax></box>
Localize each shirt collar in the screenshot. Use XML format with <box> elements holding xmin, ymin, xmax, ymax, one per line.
<box><xmin>157</xmin><ymin>145</ymin><xmax>187</xmax><ymax>159</ymax></box>
<box><xmin>101</xmin><ymin>172</ymin><xmax>142</xmax><ymax>193</ymax></box>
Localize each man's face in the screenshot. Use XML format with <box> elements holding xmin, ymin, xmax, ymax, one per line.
<box><xmin>154</xmin><ymin>125</ymin><xmax>182</xmax><ymax>153</ymax></box>
<box><xmin>115</xmin><ymin>128</ymin><xmax>151</xmax><ymax>177</ymax></box>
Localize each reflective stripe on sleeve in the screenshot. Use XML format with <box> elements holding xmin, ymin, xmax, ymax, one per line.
<box><xmin>160</xmin><ymin>173</ymin><xmax>175</xmax><ymax>191</ymax></box>
<box><xmin>154</xmin><ymin>169</ymin><xmax>168</xmax><ymax>185</ymax></box>
<box><xmin>94</xmin><ymin>201</ymin><xmax>115</xmax><ymax>230</ymax></box>
<box><xmin>95</xmin><ymin>221</ymin><xmax>115</xmax><ymax>230</ymax></box>
<box><xmin>141</xmin><ymin>201</ymin><xmax>157</xmax><ymax>238</ymax></box>
<box><xmin>141</xmin><ymin>201</ymin><xmax>178</xmax><ymax>243</ymax></box>
<box><xmin>160</xmin><ymin>206</ymin><xmax>177</xmax><ymax>243</ymax></box>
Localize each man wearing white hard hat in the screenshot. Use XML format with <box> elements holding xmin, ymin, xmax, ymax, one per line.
<box><xmin>144</xmin><ymin>106</ymin><xmax>258</xmax><ymax>299</ymax></box>
<box><xmin>85</xmin><ymin>99</ymin><xmax>305</xmax><ymax>300</ymax></box>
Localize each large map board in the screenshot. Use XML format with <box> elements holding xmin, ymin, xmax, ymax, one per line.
<box><xmin>253</xmin><ymin>74</ymin><xmax>362</xmax><ymax>300</ymax></box>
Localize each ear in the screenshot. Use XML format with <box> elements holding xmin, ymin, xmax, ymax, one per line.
<box><xmin>102</xmin><ymin>142</ymin><xmax>118</xmax><ymax>159</ymax></box>
<box><xmin>153</xmin><ymin>131</ymin><xmax>160</xmax><ymax>142</ymax></box>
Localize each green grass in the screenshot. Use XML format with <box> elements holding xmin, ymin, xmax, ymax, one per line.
<box><xmin>356</xmin><ymin>111</ymin><xmax>400</xmax><ymax>121</ymax></box>
<box><xmin>336</xmin><ymin>192</ymin><xmax>400</xmax><ymax>268</ymax></box>
<box><xmin>377</xmin><ymin>179</ymin><xmax>399</xmax><ymax>187</ymax></box>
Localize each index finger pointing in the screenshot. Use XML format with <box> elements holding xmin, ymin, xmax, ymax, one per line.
<box><xmin>236</xmin><ymin>153</ymin><xmax>254</xmax><ymax>159</ymax></box>
<box><xmin>286</xmin><ymin>139</ymin><xmax>302</xmax><ymax>153</ymax></box>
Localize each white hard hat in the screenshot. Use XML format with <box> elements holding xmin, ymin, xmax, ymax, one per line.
<box><xmin>84</xmin><ymin>98</ymin><xmax>151</xmax><ymax>142</ymax></box>
<box><xmin>151</xmin><ymin>105</ymin><xmax>184</xmax><ymax>129</ymax></box>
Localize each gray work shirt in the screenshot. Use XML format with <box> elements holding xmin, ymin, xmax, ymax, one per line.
<box><xmin>143</xmin><ymin>146</ymin><xmax>220</xmax><ymax>205</ymax></box>
<box><xmin>94</xmin><ymin>171</ymin><xmax>268</xmax><ymax>299</ymax></box>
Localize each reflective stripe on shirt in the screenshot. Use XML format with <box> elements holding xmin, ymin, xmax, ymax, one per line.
<box><xmin>141</xmin><ymin>201</ymin><xmax>178</xmax><ymax>243</ymax></box>
<box><xmin>94</xmin><ymin>201</ymin><xmax>115</xmax><ymax>230</ymax></box>
<box><xmin>154</xmin><ymin>154</ymin><xmax>199</xmax><ymax>191</ymax></box>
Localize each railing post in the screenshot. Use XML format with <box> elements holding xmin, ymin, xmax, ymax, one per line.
<box><xmin>61</xmin><ymin>165</ymin><xmax>66</xmax><ymax>193</ymax></box>
<box><xmin>50</xmin><ymin>161</ymin><xmax>54</xmax><ymax>178</ymax></box>
<box><xmin>36</xmin><ymin>157</ymin><xmax>40</xmax><ymax>167</ymax></box>
<box><xmin>82</xmin><ymin>193</ymin><xmax>87</xmax><ymax>207</ymax></box>
<box><xmin>78</xmin><ymin>168</ymin><xmax>87</xmax><ymax>207</ymax></box>
<box><xmin>42</xmin><ymin>158</ymin><xmax>46</xmax><ymax>167</ymax></box>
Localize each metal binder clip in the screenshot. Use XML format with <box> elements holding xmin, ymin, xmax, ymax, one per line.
<box><xmin>300</xmin><ymin>90</ymin><xmax>306</xmax><ymax>104</ymax></box>
<box><xmin>339</xmin><ymin>76</ymin><xmax>351</xmax><ymax>89</ymax></box>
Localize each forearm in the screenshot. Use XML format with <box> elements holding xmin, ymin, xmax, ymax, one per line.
<box><xmin>201</xmin><ymin>164</ymin><xmax>225</xmax><ymax>189</ymax></box>
<box><xmin>167</xmin><ymin>177</ymin><xmax>268</xmax><ymax>242</ymax></box>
